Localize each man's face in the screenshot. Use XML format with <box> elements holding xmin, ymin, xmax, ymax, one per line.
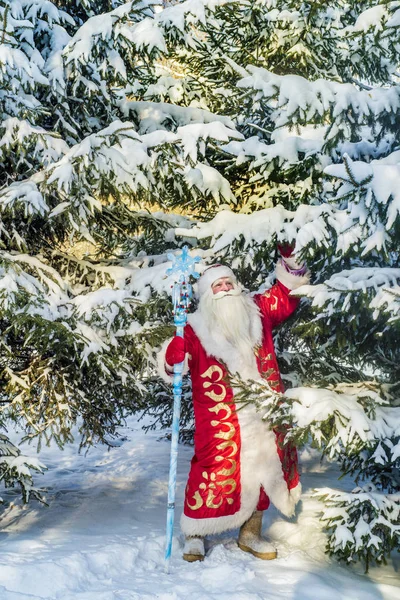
<box><xmin>211</xmin><ymin>277</ymin><xmax>234</xmax><ymax>295</ymax></box>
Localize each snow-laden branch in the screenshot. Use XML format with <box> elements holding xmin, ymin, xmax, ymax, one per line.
<box><xmin>175</xmin><ymin>204</ymin><xmax>337</xmax><ymax>252</ymax></box>
<box><xmin>0</xmin><ymin>116</ymin><xmax>241</xmax><ymax>240</ymax></box>
<box><xmin>316</xmin><ymin>486</ymin><xmax>400</xmax><ymax>569</ymax></box>
<box><xmin>0</xmin><ymin>251</ymin><xmax>143</xmax><ymax>362</ymax></box>
<box><xmin>235</xmin><ymin>378</ymin><xmax>400</xmax><ymax>463</ymax></box>
<box><xmin>283</xmin><ymin>386</ymin><xmax>399</xmax><ymax>459</ymax></box>
<box><xmin>325</xmin><ymin>151</ymin><xmax>400</xmax><ymax>232</ymax></box>
<box><xmin>64</xmin><ymin>1</ymin><xmax>158</xmax><ymax>66</ymax></box>
<box><xmin>296</xmin><ymin>267</ymin><xmax>400</xmax><ymax>322</ymax></box>
<box><xmin>0</xmin><ymin>118</ymin><xmax>69</xmax><ymax>166</ymax></box>
<box><xmin>237</xmin><ymin>66</ymin><xmax>400</xmax><ymax>127</ymax></box>
<box><xmin>221</xmin><ymin>133</ymin><xmax>325</xmax><ymax>170</ymax></box>
<box><xmin>0</xmin><ymin>44</ymin><xmax>48</xmax><ymax>89</ymax></box>
<box><xmin>0</xmin><ymin>433</ymin><xmax>46</xmax><ymax>503</ymax></box>
<box><xmin>118</xmin><ymin>100</ymin><xmax>236</xmax><ymax>133</ymax></box>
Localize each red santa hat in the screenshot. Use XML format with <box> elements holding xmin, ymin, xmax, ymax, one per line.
<box><xmin>197</xmin><ymin>264</ymin><xmax>237</xmax><ymax>297</ymax></box>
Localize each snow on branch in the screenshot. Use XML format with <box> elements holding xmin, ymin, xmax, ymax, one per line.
<box><xmin>354</xmin><ymin>6</ymin><xmax>386</xmax><ymax>31</ymax></box>
<box><xmin>0</xmin><ymin>432</ymin><xmax>46</xmax><ymax>504</ymax></box>
<box><xmin>283</xmin><ymin>386</ymin><xmax>399</xmax><ymax>458</ymax></box>
<box><xmin>221</xmin><ymin>133</ymin><xmax>324</xmax><ymax>170</ymax></box>
<box><xmin>0</xmin><ymin>177</ymin><xmax>48</xmax><ymax>220</ymax></box>
<box><xmin>0</xmin><ymin>44</ymin><xmax>48</xmax><ymax>88</ymax></box>
<box><xmin>175</xmin><ymin>204</ymin><xmax>336</xmax><ymax>252</ymax></box>
<box><xmin>370</xmin><ymin>286</ymin><xmax>400</xmax><ymax>323</ymax></box>
<box><xmin>43</xmin><ymin>23</ymin><xmax>71</xmax><ymax>94</ymax></box>
<box><xmin>237</xmin><ymin>66</ymin><xmax>400</xmax><ymax>127</ymax></box>
<box><xmin>0</xmin><ymin>251</ymin><xmax>143</xmax><ymax>362</ymax></box>
<box><xmin>0</xmin><ymin>251</ymin><xmax>69</xmax><ymax>314</ymax></box>
<box><xmin>64</xmin><ymin>1</ymin><xmax>159</xmax><ymax>68</ymax></box>
<box><xmin>325</xmin><ymin>152</ymin><xmax>400</xmax><ymax>232</ymax></box>
<box><xmin>387</xmin><ymin>7</ymin><xmax>400</xmax><ymax>28</ymax></box>
<box><xmin>317</xmin><ymin>487</ymin><xmax>400</xmax><ymax>570</ymax></box>
<box><xmin>22</xmin><ymin>0</ymin><xmax>75</xmax><ymax>27</ymax></box>
<box><xmin>119</xmin><ymin>100</ymin><xmax>236</xmax><ymax>134</ymax></box>
<box><xmin>295</xmin><ymin>267</ymin><xmax>400</xmax><ymax>322</ymax></box>
<box><xmin>0</xmin><ymin>117</ymin><xmax>239</xmax><ymax>237</ymax></box>
<box><xmin>235</xmin><ymin>378</ymin><xmax>399</xmax><ymax>463</ymax></box>
<box><xmin>0</xmin><ymin>117</ymin><xmax>69</xmax><ymax>166</ymax></box>
<box><xmin>155</xmin><ymin>0</ymin><xmax>231</xmax><ymax>31</ymax></box>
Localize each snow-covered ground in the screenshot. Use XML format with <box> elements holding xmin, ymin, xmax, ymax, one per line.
<box><xmin>0</xmin><ymin>416</ymin><xmax>398</xmax><ymax>600</ymax></box>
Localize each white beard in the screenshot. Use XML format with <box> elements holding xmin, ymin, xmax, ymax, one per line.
<box><xmin>198</xmin><ymin>285</ymin><xmax>261</xmax><ymax>368</ymax></box>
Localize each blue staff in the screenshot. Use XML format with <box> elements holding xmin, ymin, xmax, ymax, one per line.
<box><xmin>165</xmin><ymin>246</ymin><xmax>200</xmax><ymax>573</ymax></box>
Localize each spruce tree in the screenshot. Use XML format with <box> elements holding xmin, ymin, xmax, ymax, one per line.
<box><xmin>0</xmin><ymin>0</ymin><xmax>240</xmax><ymax>500</ymax></box>
<box><xmin>159</xmin><ymin>0</ymin><xmax>400</xmax><ymax>569</ymax></box>
<box><xmin>0</xmin><ymin>0</ymin><xmax>399</xmax><ymax>569</ymax></box>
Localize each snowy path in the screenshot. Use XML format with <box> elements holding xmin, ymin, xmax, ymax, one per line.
<box><xmin>0</xmin><ymin>417</ymin><xmax>398</xmax><ymax>600</ymax></box>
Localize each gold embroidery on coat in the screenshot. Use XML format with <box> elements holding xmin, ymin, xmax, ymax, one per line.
<box><xmin>206</xmin><ymin>490</ymin><xmax>223</xmax><ymax>509</ymax></box>
<box><xmin>209</xmin><ymin>402</ymin><xmax>232</xmax><ymax>420</ymax></box>
<box><xmin>187</xmin><ymin>490</ymin><xmax>203</xmax><ymax>510</ymax></box>
<box><xmin>201</xmin><ymin>365</ymin><xmax>224</xmax><ymax>379</ymax></box>
<box><xmin>203</xmin><ymin>385</ymin><xmax>227</xmax><ymax>402</ymax></box>
<box><xmin>262</xmin><ymin>291</ymin><xmax>278</xmax><ymax>311</ymax></box>
<box><xmin>270</xmin><ymin>295</ymin><xmax>278</xmax><ymax>311</ymax></box>
<box><xmin>216</xmin><ymin>458</ymin><xmax>237</xmax><ymax>476</ymax></box>
<box><xmin>213</xmin><ymin>422</ymin><xmax>235</xmax><ymax>440</ymax></box>
<box><xmin>186</xmin><ymin>365</ymin><xmax>239</xmax><ymax>512</ymax></box>
<box><xmin>217</xmin><ymin>440</ymin><xmax>238</xmax><ymax>457</ymax></box>
<box><xmin>201</xmin><ymin>365</ymin><xmax>227</xmax><ymax>402</ymax></box>
<box><xmin>216</xmin><ymin>478</ymin><xmax>236</xmax><ymax>495</ymax></box>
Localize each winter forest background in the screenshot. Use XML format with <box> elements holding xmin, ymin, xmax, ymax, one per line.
<box><xmin>0</xmin><ymin>0</ymin><xmax>399</xmax><ymax>581</ymax></box>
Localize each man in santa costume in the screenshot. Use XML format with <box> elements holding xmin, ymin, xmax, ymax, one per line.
<box><xmin>160</xmin><ymin>247</ymin><xmax>309</xmax><ymax>562</ymax></box>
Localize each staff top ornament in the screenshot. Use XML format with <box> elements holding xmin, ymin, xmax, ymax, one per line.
<box><xmin>166</xmin><ymin>246</ymin><xmax>201</xmax><ymax>282</ymax></box>
<box><xmin>166</xmin><ymin>246</ymin><xmax>201</xmax><ymax>318</ymax></box>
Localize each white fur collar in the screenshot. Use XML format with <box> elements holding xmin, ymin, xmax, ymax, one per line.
<box><xmin>187</xmin><ymin>298</ymin><xmax>263</xmax><ymax>381</ymax></box>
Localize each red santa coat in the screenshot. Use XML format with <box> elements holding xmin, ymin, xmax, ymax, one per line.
<box><xmin>162</xmin><ymin>270</ymin><xmax>306</xmax><ymax>536</ymax></box>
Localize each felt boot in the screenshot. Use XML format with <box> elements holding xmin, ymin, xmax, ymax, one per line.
<box><xmin>238</xmin><ymin>510</ymin><xmax>277</xmax><ymax>560</ymax></box>
<box><xmin>182</xmin><ymin>536</ymin><xmax>205</xmax><ymax>562</ymax></box>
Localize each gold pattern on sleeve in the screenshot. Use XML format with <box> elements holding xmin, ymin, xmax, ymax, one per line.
<box><xmin>201</xmin><ymin>365</ymin><xmax>225</xmax><ymax>379</ymax></box>
<box><xmin>262</xmin><ymin>291</ymin><xmax>278</xmax><ymax>311</ymax></box>
<box><xmin>270</xmin><ymin>295</ymin><xmax>278</xmax><ymax>311</ymax></box>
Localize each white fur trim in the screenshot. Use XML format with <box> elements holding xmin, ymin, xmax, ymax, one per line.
<box><xmin>275</xmin><ymin>261</ymin><xmax>310</xmax><ymax>290</ymax></box>
<box><xmin>156</xmin><ymin>337</ymin><xmax>189</xmax><ymax>384</ymax></box>
<box><xmin>282</xmin><ymin>256</ymin><xmax>303</xmax><ymax>270</ymax></box>
<box><xmin>181</xmin><ymin>405</ymin><xmax>301</xmax><ymax>536</ymax></box>
<box><xmin>197</xmin><ymin>265</ymin><xmax>236</xmax><ymax>297</ymax></box>
<box><xmin>288</xmin><ymin>482</ymin><xmax>302</xmax><ymax>506</ymax></box>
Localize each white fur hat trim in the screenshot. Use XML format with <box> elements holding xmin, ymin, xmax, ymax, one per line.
<box><xmin>197</xmin><ymin>264</ymin><xmax>236</xmax><ymax>297</ymax></box>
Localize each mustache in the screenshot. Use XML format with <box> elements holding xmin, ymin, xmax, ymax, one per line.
<box><xmin>212</xmin><ymin>288</ymin><xmax>242</xmax><ymax>300</ymax></box>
